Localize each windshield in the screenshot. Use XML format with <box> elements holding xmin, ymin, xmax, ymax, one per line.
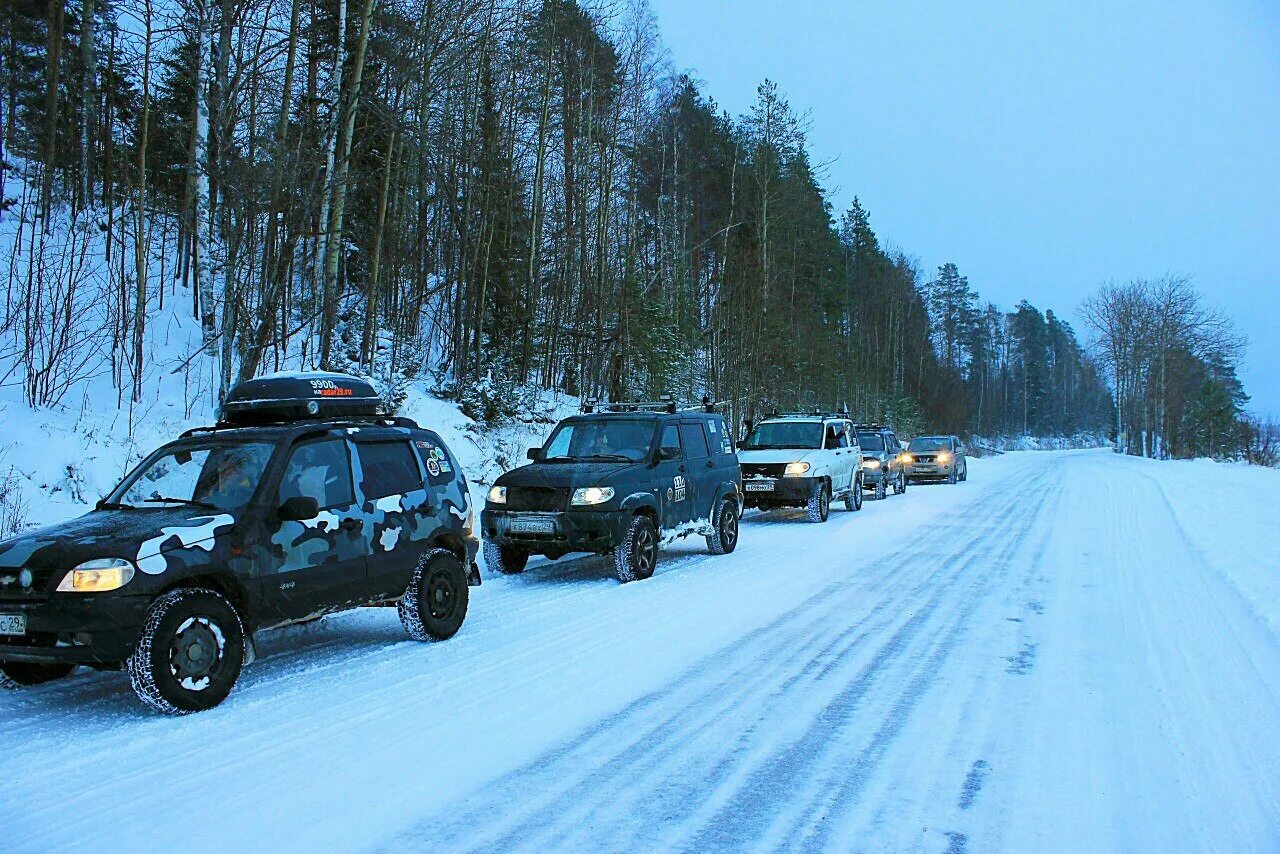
<box><xmin>112</xmin><ymin>442</ymin><xmax>274</xmax><ymax>510</ymax></box>
<box><xmin>744</xmin><ymin>421</ymin><xmax>824</xmax><ymax>450</ymax></box>
<box><xmin>858</xmin><ymin>433</ymin><xmax>886</xmax><ymax>452</ymax></box>
<box><xmin>542</xmin><ymin>419</ymin><xmax>654</xmax><ymax>462</ymax></box>
<box><xmin>909</xmin><ymin>437</ymin><xmax>950</xmax><ymax>453</ymax></box>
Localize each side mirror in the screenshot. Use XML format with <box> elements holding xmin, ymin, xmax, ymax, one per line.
<box><xmin>278</xmin><ymin>495</ymin><xmax>319</xmax><ymax>521</ymax></box>
<box><xmin>526</xmin><ymin>447</ymin><xmax>544</xmax><ymax>461</ymax></box>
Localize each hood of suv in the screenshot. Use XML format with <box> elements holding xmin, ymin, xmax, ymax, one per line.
<box><xmin>497</xmin><ymin>460</ymin><xmax>636</xmax><ymax>489</ymax></box>
<box><xmin>0</xmin><ymin>506</ymin><xmax>239</xmax><ymax>580</ymax></box>
<box><xmin>738</xmin><ymin>448</ymin><xmax>820</xmax><ymax>466</ymax></box>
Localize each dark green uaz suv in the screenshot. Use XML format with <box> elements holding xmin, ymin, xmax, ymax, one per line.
<box><xmin>482</xmin><ymin>403</ymin><xmax>743</xmax><ymax>582</ymax></box>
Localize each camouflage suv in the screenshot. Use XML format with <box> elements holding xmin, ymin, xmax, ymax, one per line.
<box><xmin>0</xmin><ymin>373</ymin><xmax>478</xmax><ymax>714</ymax></box>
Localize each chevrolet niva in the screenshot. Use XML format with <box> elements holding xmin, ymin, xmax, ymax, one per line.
<box><xmin>0</xmin><ymin>373</ymin><xmax>478</xmax><ymax>714</ymax></box>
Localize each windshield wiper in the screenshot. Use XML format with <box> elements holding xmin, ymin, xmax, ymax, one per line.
<box><xmin>581</xmin><ymin>454</ymin><xmax>634</xmax><ymax>461</ymax></box>
<box><xmin>141</xmin><ymin>495</ymin><xmax>218</xmax><ymax>509</ymax></box>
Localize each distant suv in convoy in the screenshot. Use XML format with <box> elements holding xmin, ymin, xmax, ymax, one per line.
<box><xmin>856</xmin><ymin>424</ymin><xmax>908</xmax><ymax>500</ymax></box>
<box><xmin>482</xmin><ymin>401</ymin><xmax>742</xmax><ymax>583</ymax></box>
<box><xmin>905</xmin><ymin>435</ymin><xmax>968</xmax><ymax>484</ymax></box>
<box><xmin>738</xmin><ymin>413</ymin><xmax>863</xmax><ymax>522</ymax></box>
<box><xmin>0</xmin><ymin>373</ymin><xmax>478</xmax><ymax>714</ymax></box>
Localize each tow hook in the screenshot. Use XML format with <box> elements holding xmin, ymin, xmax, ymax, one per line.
<box><xmin>467</xmin><ymin>561</ymin><xmax>483</xmax><ymax>587</ymax></box>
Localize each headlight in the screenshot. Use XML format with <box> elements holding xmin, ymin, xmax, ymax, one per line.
<box><xmin>783</xmin><ymin>462</ymin><xmax>811</xmax><ymax>477</ymax></box>
<box><xmin>56</xmin><ymin>558</ymin><xmax>136</xmax><ymax>593</ymax></box>
<box><xmin>487</xmin><ymin>486</ymin><xmax>507</xmax><ymax>505</ymax></box>
<box><xmin>862</xmin><ymin>458</ymin><xmax>881</xmax><ymax>469</ymax></box>
<box><xmin>937</xmin><ymin>451</ymin><xmax>952</xmax><ymax>464</ymax></box>
<box><xmin>571</xmin><ymin>486</ymin><xmax>615</xmax><ymax>506</ymax></box>
<box><xmin>902</xmin><ymin>454</ymin><xmax>915</xmax><ymax>465</ymax></box>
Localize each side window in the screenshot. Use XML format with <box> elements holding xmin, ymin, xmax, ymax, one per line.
<box><xmin>660</xmin><ymin>425</ymin><xmax>682</xmax><ymax>458</ymax></box>
<box><xmin>845</xmin><ymin>422</ymin><xmax>858</xmax><ymax>450</ymax></box>
<box><xmin>278</xmin><ymin>440</ymin><xmax>354</xmax><ymax>510</ymax></box>
<box><xmin>356</xmin><ymin>441</ymin><xmax>421</xmax><ymax>500</ymax></box>
<box><xmin>835</xmin><ymin>425</ymin><xmax>850</xmax><ymax>448</ymax></box>
<box><xmin>680</xmin><ymin>423</ymin><xmax>710</xmax><ymax>458</ymax></box>
<box><xmin>707</xmin><ymin>416</ymin><xmax>733</xmax><ymax>455</ymax></box>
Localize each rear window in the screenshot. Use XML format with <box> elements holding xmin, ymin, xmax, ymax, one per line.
<box><xmin>357</xmin><ymin>442</ymin><xmax>421</xmax><ymax>499</ymax></box>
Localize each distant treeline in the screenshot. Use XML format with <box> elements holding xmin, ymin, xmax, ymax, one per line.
<box><xmin>3</xmin><ymin>0</ymin><xmax>1113</xmax><ymax>440</ymax></box>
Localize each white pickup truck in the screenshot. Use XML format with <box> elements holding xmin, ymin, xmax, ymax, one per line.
<box><xmin>736</xmin><ymin>414</ymin><xmax>864</xmax><ymax>522</ymax></box>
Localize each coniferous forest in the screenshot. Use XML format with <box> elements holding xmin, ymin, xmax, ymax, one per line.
<box><xmin>4</xmin><ymin>0</ymin><xmax>1254</xmax><ymax>453</ymax></box>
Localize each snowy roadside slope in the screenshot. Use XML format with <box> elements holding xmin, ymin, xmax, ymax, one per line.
<box><xmin>1122</xmin><ymin>454</ymin><xmax>1280</xmax><ymax>641</ymax></box>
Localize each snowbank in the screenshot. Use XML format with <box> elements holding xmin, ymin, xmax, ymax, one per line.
<box><xmin>970</xmin><ymin>433</ymin><xmax>1111</xmax><ymax>456</ymax></box>
<box><xmin>1132</xmin><ymin>454</ymin><xmax>1280</xmax><ymax>641</ymax></box>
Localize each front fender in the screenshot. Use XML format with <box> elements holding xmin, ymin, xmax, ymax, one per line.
<box><xmin>619</xmin><ymin>492</ymin><xmax>659</xmax><ymax>514</ymax></box>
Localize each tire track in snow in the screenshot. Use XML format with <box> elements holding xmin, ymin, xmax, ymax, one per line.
<box><xmin>382</xmin><ymin>462</ymin><xmax>1057</xmax><ymax>852</ymax></box>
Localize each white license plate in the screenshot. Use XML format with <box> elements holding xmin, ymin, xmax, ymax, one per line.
<box><xmin>0</xmin><ymin>614</ymin><xmax>26</xmax><ymax>636</ymax></box>
<box><xmin>745</xmin><ymin>481</ymin><xmax>776</xmax><ymax>492</ymax></box>
<box><xmin>509</xmin><ymin>517</ymin><xmax>556</xmax><ymax>534</ymax></box>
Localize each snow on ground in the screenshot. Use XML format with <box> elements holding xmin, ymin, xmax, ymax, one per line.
<box><xmin>2</xmin><ymin>449</ymin><xmax>1278</xmax><ymax>852</ymax></box>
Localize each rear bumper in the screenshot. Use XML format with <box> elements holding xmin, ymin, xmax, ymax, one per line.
<box><xmin>742</xmin><ymin>476</ymin><xmax>817</xmax><ymax>508</ymax></box>
<box><xmin>482</xmin><ymin>509</ymin><xmax>632</xmax><ymax>554</ymax></box>
<box><xmin>0</xmin><ymin>594</ymin><xmax>149</xmax><ymax>665</ymax></box>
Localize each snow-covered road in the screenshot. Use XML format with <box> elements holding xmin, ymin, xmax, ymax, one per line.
<box><xmin>3</xmin><ymin>450</ymin><xmax>1278</xmax><ymax>852</ymax></box>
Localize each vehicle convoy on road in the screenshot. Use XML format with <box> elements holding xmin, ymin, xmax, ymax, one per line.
<box><xmin>482</xmin><ymin>400</ymin><xmax>742</xmax><ymax>583</ymax></box>
<box><xmin>856</xmin><ymin>424</ymin><xmax>908</xmax><ymax>500</ymax></box>
<box><xmin>738</xmin><ymin>413</ymin><xmax>864</xmax><ymax>521</ymax></box>
<box><xmin>905</xmin><ymin>434</ymin><xmax>968</xmax><ymax>484</ymax></box>
<box><xmin>0</xmin><ymin>373</ymin><xmax>478</xmax><ymax>714</ymax></box>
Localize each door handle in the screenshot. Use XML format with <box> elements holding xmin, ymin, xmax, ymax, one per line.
<box><xmin>705</xmin><ymin>460</ymin><xmax>714</xmax><ymax>468</ymax></box>
<box><xmin>678</xmin><ymin>464</ymin><xmax>687</xmax><ymax>472</ymax></box>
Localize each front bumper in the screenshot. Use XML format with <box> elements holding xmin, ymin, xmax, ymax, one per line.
<box><xmin>907</xmin><ymin>463</ymin><xmax>954</xmax><ymax>480</ymax></box>
<box><xmin>482</xmin><ymin>509</ymin><xmax>633</xmax><ymax>554</ymax></box>
<box><xmin>742</xmin><ymin>476</ymin><xmax>818</xmax><ymax>507</ymax></box>
<box><xmin>861</xmin><ymin>466</ymin><xmax>889</xmax><ymax>486</ymax></box>
<box><xmin>0</xmin><ymin>594</ymin><xmax>150</xmax><ymax>665</ymax></box>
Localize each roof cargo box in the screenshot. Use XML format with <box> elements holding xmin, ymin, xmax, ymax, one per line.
<box><xmin>219</xmin><ymin>372</ymin><xmax>383</xmax><ymax>424</ymax></box>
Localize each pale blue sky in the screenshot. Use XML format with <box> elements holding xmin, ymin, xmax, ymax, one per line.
<box><xmin>648</xmin><ymin>0</ymin><xmax>1280</xmax><ymax>415</ymax></box>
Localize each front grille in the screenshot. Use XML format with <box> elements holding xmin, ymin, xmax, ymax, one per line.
<box><xmin>506</xmin><ymin>486</ymin><xmax>570</xmax><ymax>512</ymax></box>
<box><xmin>0</xmin><ymin>568</ymin><xmax>58</xmax><ymax>603</ymax></box>
<box><xmin>914</xmin><ymin>455</ymin><xmax>936</xmax><ymax>463</ymax></box>
<box><xmin>742</xmin><ymin>463</ymin><xmax>787</xmax><ymax>478</ymax></box>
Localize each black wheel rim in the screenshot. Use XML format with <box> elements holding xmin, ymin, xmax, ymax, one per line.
<box><xmin>169</xmin><ymin>616</ymin><xmax>226</xmax><ymax>691</ymax></box>
<box><xmin>722</xmin><ymin>506</ymin><xmax>738</xmax><ymax>549</ymax></box>
<box><xmin>427</xmin><ymin>568</ymin><xmax>458</xmax><ymax>620</ymax></box>
<box><xmin>635</xmin><ymin>525</ymin><xmax>656</xmax><ymax>575</ymax></box>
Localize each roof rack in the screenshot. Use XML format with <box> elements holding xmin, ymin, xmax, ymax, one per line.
<box><xmin>762</xmin><ymin>409</ymin><xmax>852</xmax><ymax>420</ymax></box>
<box><xmin>180</xmin><ymin>414</ymin><xmax>419</xmax><ymax>439</ymax></box>
<box><xmin>582</xmin><ymin>395</ymin><xmax>722</xmax><ymax>415</ymax></box>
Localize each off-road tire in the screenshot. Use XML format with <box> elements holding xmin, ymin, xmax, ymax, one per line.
<box><xmin>706</xmin><ymin>496</ymin><xmax>740</xmax><ymax>555</ymax></box>
<box><xmin>960</xmin><ymin>465</ymin><xmax>968</xmax><ymax>482</ymax></box>
<box><xmin>806</xmin><ymin>482</ymin><xmax>831</xmax><ymax>523</ymax></box>
<box><xmin>874</xmin><ymin>476</ymin><xmax>887</xmax><ymax>501</ymax></box>
<box><xmin>126</xmin><ymin>587</ymin><xmax>247</xmax><ymax>715</ymax></box>
<box><xmin>614</xmin><ymin>514</ymin><xmax>658</xmax><ymax>583</ymax></box>
<box><xmin>948</xmin><ymin>469</ymin><xmax>958</xmax><ymax>485</ymax></box>
<box><xmin>400</xmin><ymin>548</ymin><xmax>469</xmax><ymax>642</ymax></box>
<box><xmin>893</xmin><ymin>471</ymin><xmax>908</xmax><ymax>495</ymax></box>
<box><xmin>844</xmin><ymin>475</ymin><xmax>863</xmax><ymax>511</ymax></box>
<box><xmin>0</xmin><ymin>662</ymin><xmax>76</xmax><ymax>689</ymax></box>
<box><xmin>484</xmin><ymin>541</ymin><xmax>528</xmax><ymax>575</ymax></box>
